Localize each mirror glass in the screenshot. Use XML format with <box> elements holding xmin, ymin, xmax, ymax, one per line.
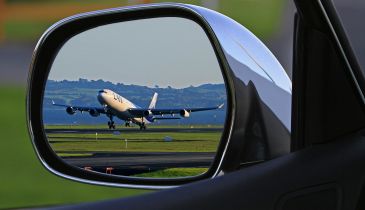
<box><xmin>43</xmin><ymin>17</ymin><xmax>227</xmax><ymax>179</ymax></box>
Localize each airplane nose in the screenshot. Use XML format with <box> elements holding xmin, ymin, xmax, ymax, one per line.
<box><xmin>97</xmin><ymin>92</ymin><xmax>106</xmax><ymax>105</ymax></box>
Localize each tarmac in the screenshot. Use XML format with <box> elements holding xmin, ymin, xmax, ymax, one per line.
<box><xmin>62</xmin><ymin>151</ymin><xmax>215</xmax><ymax>176</ymax></box>
<box><xmin>48</xmin><ymin>127</ymin><xmax>219</xmax><ymax>176</ymax></box>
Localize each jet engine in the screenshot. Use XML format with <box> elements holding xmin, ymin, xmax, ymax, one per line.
<box><xmin>180</xmin><ymin>109</ymin><xmax>190</xmax><ymax>118</ymax></box>
<box><xmin>89</xmin><ymin>109</ymin><xmax>100</xmax><ymax>117</ymax></box>
<box><xmin>143</xmin><ymin>110</ymin><xmax>153</xmax><ymax>117</ymax></box>
<box><xmin>66</xmin><ymin>107</ymin><xmax>76</xmax><ymax>115</ymax></box>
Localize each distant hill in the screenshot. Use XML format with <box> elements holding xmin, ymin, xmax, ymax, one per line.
<box><xmin>43</xmin><ymin>79</ymin><xmax>227</xmax><ymax>125</ymax></box>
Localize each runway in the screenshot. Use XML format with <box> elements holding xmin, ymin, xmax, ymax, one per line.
<box><xmin>47</xmin><ymin>127</ymin><xmax>219</xmax><ymax>176</ymax></box>
<box><xmin>62</xmin><ymin>151</ymin><xmax>215</xmax><ymax>176</ymax></box>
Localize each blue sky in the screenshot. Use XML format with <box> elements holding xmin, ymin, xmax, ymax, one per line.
<box><xmin>48</xmin><ymin>17</ymin><xmax>225</xmax><ymax>88</ymax></box>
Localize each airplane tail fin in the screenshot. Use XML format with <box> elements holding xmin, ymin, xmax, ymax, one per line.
<box><xmin>148</xmin><ymin>92</ymin><xmax>158</xmax><ymax>109</ymax></box>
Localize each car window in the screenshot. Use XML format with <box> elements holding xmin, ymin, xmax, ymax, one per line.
<box><xmin>332</xmin><ymin>0</ymin><xmax>365</xmax><ymax>72</ymax></box>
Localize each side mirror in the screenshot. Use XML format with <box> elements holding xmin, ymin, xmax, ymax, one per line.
<box><xmin>27</xmin><ymin>3</ymin><xmax>292</xmax><ymax>189</ymax></box>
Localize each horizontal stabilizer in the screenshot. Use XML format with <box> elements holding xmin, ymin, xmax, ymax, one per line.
<box><xmin>51</xmin><ymin>100</ymin><xmax>69</xmax><ymax>107</ymax></box>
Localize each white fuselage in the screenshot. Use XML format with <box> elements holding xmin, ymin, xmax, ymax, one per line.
<box><xmin>97</xmin><ymin>89</ymin><xmax>148</xmax><ymax>125</ymax></box>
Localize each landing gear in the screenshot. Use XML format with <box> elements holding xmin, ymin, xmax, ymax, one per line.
<box><xmin>108</xmin><ymin>121</ymin><xmax>115</xmax><ymax>129</ymax></box>
<box><xmin>125</xmin><ymin>121</ymin><xmax>131</xmax><ymax>127</ymax></box>
<box><xmin>139</xmin><ymin>123</ymin><xmax>146</xmax><ymax>130</ymax></box>
<box><xmin>107</xmin><ymin>115</ymin><xmax>115</xmax><ymax>129</ymax></box>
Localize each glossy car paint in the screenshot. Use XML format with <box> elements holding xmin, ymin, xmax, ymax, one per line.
<box><xmin>183</xmin><ymin>6</ymin><xmax>292</xmax><ymax>171</ymax></box>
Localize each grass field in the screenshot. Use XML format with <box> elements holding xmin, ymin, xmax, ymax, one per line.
<box><xmin>3</xmin><ymin>0</ymin><xmax>286</xmax><ymax>41</ymax></box>
<box><xmin>47</xmin><ymin>127</ymin><xmax>222</xmax><ymax>154</ymax></box>
<box><xmin>0</xmin><ymin>87</ymin><xmax>148</xmax><ymax>209</ymax></box>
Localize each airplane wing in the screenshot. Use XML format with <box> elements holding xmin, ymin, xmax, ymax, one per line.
<box><xmin>128</xmin><ymin>104</ymin><xmax>224</xmax><ymax>117</ymax></box>
<box><xmin>150</xmin><ymin>117</ymin><xmax>181</xmax><ymax>122</ymax></box>
<box><xmin>52</xmin><ymin>100</ymin><xmax>107</xmax><ymax>114</ymax></box>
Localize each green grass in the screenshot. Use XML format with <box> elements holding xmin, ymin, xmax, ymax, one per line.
<box><xmin>135</xmin><ymin>168</ymin><xmax>208</xmax><ymax>178</ymax></box>
<box><xmin>4</xmin><ymin>0</ymin><xmax>286</xmax><ymax>42</ymax></box>
<box><xmin>47</xmin><ymin>129</ymin><xmax>221</xmax><ymax>153</ymax></box>
<box><xmin>0</xmin><ymin>86</ymin><xmax>148</xmax><ymax>209</ymax></box>
<box><xmin>58</xmin><ymin>153</ymin><xmax>93</xmax><ymax>157</ymax></box>
<box><xmin>4</xmin><ymin>20</ymin><xmax>54</xmax><ymax>42</ymax></box>
<box><xmin>218</xmin><ymin>0</ymin><xmax>286</xmax><ymax>39</ymax></box>
<box><xmin>7</xmin><ymin>0</ymin><xmax>144</xmax><ymax>4</ymax></box>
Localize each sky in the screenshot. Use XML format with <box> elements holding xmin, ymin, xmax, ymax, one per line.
<box><xmin>48</xmin><ymin>17</ymin><xmax>225</xmax><ymax>88</ymax></box>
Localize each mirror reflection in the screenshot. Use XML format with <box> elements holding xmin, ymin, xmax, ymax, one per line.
<box><xmin>43</xmin><ymin>17</ymin><xmax>227</xmax><ymax>178</ymax></box>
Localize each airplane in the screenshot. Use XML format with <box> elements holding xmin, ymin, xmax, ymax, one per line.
<box><xmin>52</xmin><ymin>89</ymin><xmax>224</xmax><ymax>130</ymax></box>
